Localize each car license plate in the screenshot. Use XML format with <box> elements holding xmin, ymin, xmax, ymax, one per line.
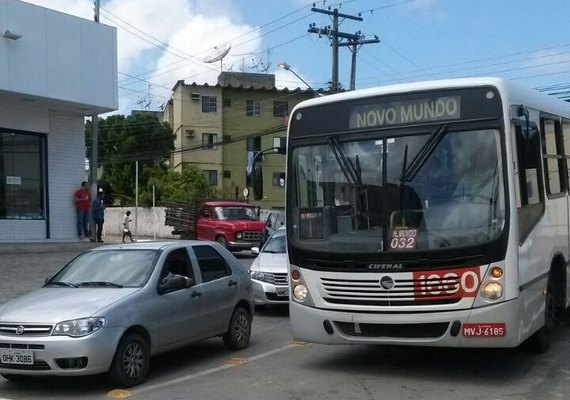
<box><xmin>0</xmin><ymin>349</ymin><xmax>34</xmax><ymax>365</ymax></box>
<box><xmin>462</xmin><ymin>323</ymin><xmax>506</xmax><ymax>337</ymax></box>
<box><xmin>276</xmin><ymin>287</ymin><xmax>289</xmax><ymax>297</ymax></box>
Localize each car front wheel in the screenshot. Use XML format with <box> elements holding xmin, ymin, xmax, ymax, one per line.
<box><xmin>223</xmin><ymin>307</ymin><xmax>252</xmax><ymax>350</ymax></box>
<box><xmin>108</xmin><ymin>333</ymin><xmax>150</xmax><ymax>387</ymax></box>
<box><xmin>216</xmin><ymin>236</ymin><xmax>229</xmax><ymax>250</ymax></box>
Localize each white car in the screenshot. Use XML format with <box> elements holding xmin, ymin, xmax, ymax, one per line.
<box><xmin>249</xmin><ymin>227</ymin><xmax>288</xmax><ymax>305</ymax></box>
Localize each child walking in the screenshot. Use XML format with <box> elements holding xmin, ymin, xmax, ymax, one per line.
<box><xmin>122</xmin><ymin>210</ymin><xmax>135</xmax><ymax>242</ymax></box>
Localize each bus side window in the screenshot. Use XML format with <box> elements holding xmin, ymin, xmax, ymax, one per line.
<box><xmin>563</xmin><ymin>118</ymin><xmax>570</xmax><ymax>193</ymax></box>
<box><xmin>540</xmin><ymin>117</ymin><xmax>564</xmax><ymax>196</ymax></box>
<box><xmin>515</xmin><ymin>123</ymin><xmax>545</xmax><ymax>243</ymax></box>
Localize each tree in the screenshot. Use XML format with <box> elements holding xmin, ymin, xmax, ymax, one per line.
<box><xmin>144</xmin><ymin>167</ymin><xmax>216</xmax><ymax>206</ymax></box>
<box><xmin>85</xmin><ymin>113</ymin><xmax>175</xmax><ymax>205</ymax></box>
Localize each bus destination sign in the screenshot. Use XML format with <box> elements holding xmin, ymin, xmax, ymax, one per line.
<box><xmin>349</xmin><ymin>96</ymin><xmax>461</xmax><ymax>129</ymax></box>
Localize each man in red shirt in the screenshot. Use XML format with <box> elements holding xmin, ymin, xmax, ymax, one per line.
<box><xmin>73</xmin><ymin>181</ymin><xmax>91</xmax><ymax>239</ymax></box>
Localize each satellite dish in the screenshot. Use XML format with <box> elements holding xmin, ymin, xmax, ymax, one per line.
<box><xmin>203</xmin><ymin>43</ymin><xmax>232</xmax><ymax>72</ymax></box>
<box><xmin>259</xmin><ymin>61</ymin><xmax>272</xmax><ymax>73</ymax></box>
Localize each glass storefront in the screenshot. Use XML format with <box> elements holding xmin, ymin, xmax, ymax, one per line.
<box><xmin>0</xmin><ymin>130</ymin><xmax>45</xmax><ymax>220</ymax></box>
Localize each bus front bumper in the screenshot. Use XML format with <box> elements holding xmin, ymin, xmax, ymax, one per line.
<box><xmin>290</xmin><ymin>299</ymin><xmax>523</xmax><ymax>347</ymax></box>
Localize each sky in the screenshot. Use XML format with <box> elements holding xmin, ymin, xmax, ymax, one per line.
<box><xmin>22</xmin><ymin>0</ymin><xmax>570</xmax><ymax>116</ymax></box>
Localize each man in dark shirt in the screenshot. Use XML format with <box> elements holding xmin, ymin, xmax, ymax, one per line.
<box><xmin>92</xmin><ymin>188</ymin><xmax>106</xmax><ymax>243</ymax></box>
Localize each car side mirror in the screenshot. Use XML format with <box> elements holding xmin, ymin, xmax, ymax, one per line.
<box><xmin>159</xmin><ymin>274</ymin><xmax>194</xmax><ymax>294</ymax></box>
<box><xmin>251</xmin><ymin>247</ymin><xmax>260</xmax><ymax>255</ymax></box>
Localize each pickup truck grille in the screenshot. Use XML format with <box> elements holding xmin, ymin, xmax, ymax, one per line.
<box><xmin>242</xmin><ymin>231</ymin><xmax>262</xmax><ymax>241</ymax></box>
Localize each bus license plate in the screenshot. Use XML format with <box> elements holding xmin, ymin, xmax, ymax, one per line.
<box><xmin>462</xmin><ymin>323</ymin><xmax>506</xmax><ymax>337</ymax></box>
<box><xmin>0</xmin><ymin>349</ymin><xmax>34</xmax><ymax>365</ymax></box>
<box><xmin>276</xmin><ymin>287</ymin><xmax>289</xmax><ymax>297</ymax></box>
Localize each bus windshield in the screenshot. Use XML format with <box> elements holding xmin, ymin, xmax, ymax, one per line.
<box><xmin>290</xmin><ymin>128</ymin><xmax>506</xmax><ymax>254</ymax></box>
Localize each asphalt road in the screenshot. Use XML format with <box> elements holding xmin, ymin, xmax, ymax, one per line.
<box><xmin>0</xmin><ymin>244</ymin><xmax>568</xmax><ymax>400</ymax></box>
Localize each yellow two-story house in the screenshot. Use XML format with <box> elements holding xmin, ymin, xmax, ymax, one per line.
<box><xmin>163</xmin><ymin>72</ymin><xmax>317</xmax><ymax>208</ymax></box>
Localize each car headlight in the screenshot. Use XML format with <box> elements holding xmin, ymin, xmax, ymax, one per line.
<box><xmin>250</xmin><ymin>270</ymin><xmax>264</xmax><ymax>281</ymax></box>
<box><xmin>481</xmin><ymin>282</ymin><xmax>503</xmax><ymax>301</ymax></box>
<box><xmin>236</xmin><ymin>232</ymin><xmax>243</xmax><ymax>240</ymax></box>
<box><xmin>53</xmin><ymin>317</ymin><xmax>106</xmax><ymax>337</ymax></box>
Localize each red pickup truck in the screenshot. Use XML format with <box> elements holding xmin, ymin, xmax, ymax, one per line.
<box><xmin>165</xmin><ymin>200</ymin><xmax>265</xmax><ymax>251</ymax></box>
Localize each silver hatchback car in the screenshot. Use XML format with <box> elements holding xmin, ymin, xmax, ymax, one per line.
<box><xmin>0</xmin><ymin>241</ymin><xmax>254</xmax><ymax>387</ymax></box>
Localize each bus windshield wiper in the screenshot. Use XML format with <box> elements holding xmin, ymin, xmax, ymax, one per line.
<box><xmin>401</xmin><ymin>124</ymin><xmax>448</xmax><ymax>182</ymax></box>
<box><xmin>328</xmin><ymin>137</ymin><xmax>358</xmax><ymax>186</ymax></box>
<box><xmin>44</xmin><ymin>281</ymin><xmax>78</xmax><ymax>288</ymax></box>
<box><xmin>77</xmin><ymin>281</ymin><xmax>123</xmax><ymax>288</ymax></box>
<box><xmin>328</xmin><ymin>137</ymin><xmax>368</xmax><ymax>226</ymax></box>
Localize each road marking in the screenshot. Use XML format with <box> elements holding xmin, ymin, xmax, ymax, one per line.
<box><xmin>134</xmin><ymin>343</ymin><xmax>303</xmax><ymax>394</ymax></box>
<box><xmin>225</xmin><ymin>357</ymin><xmax>248</xmax><ymax>365</ymax></box>
<box><xmin>107</xmin><ymin>389</ymin><xmax>133</xmax><ymax>398</ymax></box>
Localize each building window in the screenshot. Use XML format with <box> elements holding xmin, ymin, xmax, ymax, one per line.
<box><xmin>273</xmin><ymin>136</ymin><xmax>286</xmax><ymax>150</ymax></box>
<box><xmin>246</xmin><ymin>100</ymin><xmax>261</xmax><ymax>117</ymax></box>
<box><xmin>0</xmin><ymin>131</ymin><xmax>45</xmax><ymax>220</ymax></box>
<box><xmin>203</xmin><ymin>170</ymin><xmax>218</xmax><ymax>186</ymax></box>
<box><xmin>273</xmin><ymin>101</ymin><xmax>288</xmax><ymax>117</ymax></box>
<box><xmin>273</xmin><ymin>172</ymin><xmax>286</xmax><ymax>188</ymax></box>
<box><xmin>223</xmin><ymin>170</ymin><xmax>231</xmax><ymax>178</ymax></box>
<box><xmin>202</xmin><ymin>133</ymin><xmax>218</xmax><ymax>149</ymax></box>
<box><xmin>246</xmin><ymin>136</ymin><xmax>261</xmax><ymax>153</ymax></box>
<box><xmin>202</xmin><ymin>96</ymin><xmax>217</xmax><ymax>113</ymax></box>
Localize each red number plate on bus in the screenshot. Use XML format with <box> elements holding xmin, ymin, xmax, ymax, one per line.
<box><xmin>462</xmin><ymin>323</ymin><xmax>506</xmax><ymax>337</ymax></box>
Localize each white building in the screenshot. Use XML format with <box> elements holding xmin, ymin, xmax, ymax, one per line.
<box><xmin>0</xmin><ymin>0</ymin><xmax>117</xmax><ymax>241</ymax></box>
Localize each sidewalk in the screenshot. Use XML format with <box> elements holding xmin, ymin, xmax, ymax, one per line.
<box><xmin>0</xmin><ymin>235</ymin><xmax>164</xmax><ymax>254</ymax></box>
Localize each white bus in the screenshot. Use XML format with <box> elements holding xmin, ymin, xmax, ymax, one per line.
<box><xmin>257</xmin><ymin>78</ymin><xmax>570</xmax><ymax>352</ymax></box>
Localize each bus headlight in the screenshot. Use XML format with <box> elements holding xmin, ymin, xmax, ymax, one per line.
<box><xmin>482</xmin><ymin>282</ymin><xmax>503</xmax><ymax>300</ymax></box>
<box><xmin>293</xmin><ymin>284</ymin><xmax>308</xmax><ymax>302</ymax></box>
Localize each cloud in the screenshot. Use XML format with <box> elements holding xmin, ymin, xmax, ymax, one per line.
<box><xmin>146</xmin><ymin>13</ymin><xmax>262</xmax><ymax>103</ymax></box>
<box><xmin>20</xmin><ymin>0</ymin><xmax>92</xmax><ymax>19</ymax></box>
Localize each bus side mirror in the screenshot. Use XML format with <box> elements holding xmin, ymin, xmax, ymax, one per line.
<box><xmin>253</xmin><ymin>165</ymin><xmax>263</xmax><ymax>200</ymax></box>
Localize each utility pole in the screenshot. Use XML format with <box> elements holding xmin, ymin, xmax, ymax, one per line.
<box><xmin>90</xmin><ymin>0</ymin><xmax>100</xmax><ymax>242</ymax></box>
<box><xmin>340</xmin><ymin>34</ymin><xmax>381</xmax><ymax>91</ymax></box>
<box><xmin>308</xmin><ymin>7</ymin><xmax>379</xmax><ymax>92</ymax></box>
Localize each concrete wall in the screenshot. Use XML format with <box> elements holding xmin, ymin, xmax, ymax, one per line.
<box><xmin>100</xmin><ymin>207</ymin><xmax>275</xmax><ymax>240</ymax></box>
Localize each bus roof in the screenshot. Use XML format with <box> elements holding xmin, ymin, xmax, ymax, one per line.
<box><xmin>292</xmin><ymin>77</ymin><xmax>570</xmax><ymax>120</ymax></box>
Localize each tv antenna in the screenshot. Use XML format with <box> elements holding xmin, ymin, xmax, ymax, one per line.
<box><xmin>203</xmin><ymin>43</ymin><xmax>232</xmax><ymax>72</ymax></box>
<box><xmin>136</xmin><ymin>84</ymin><xmax>152</xmax><ymax>110</ymax></box>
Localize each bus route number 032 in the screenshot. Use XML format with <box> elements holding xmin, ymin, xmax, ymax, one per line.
<box><xmin>390</xmin><ymin>228</ymin><xmax>417</xmax><ymax>250</ymax></box>
<box><xmin>413</xmin><ymin>267</ymin><xmax>481</xmax><ymax>299</ymax></box>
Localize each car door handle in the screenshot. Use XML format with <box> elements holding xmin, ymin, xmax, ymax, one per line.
<box><xmin>191</xmin><ymin>291</ymin><xmax>202</xmax><ymax>298</ymax></box>
<box><xmin>228</xmin><ymin>280</ymin><xmax>238</xmax><ymax>287</ymax></box>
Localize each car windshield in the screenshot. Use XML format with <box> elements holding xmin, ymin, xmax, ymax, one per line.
<box><xmin>290</xmin><ymin>128</ymin><xmax>506</xmax><ymax>254</ymax></box>
<box><xmin>262</xmin><ymin>231</ymin><xmax>286</xmax><ymax>253</ymax></box>
<box><xmin>47</xmin><ymin>250</ymin><xmax>159</xmax><ymax>288</ymax></box>
<box><xmin>215</xmin><ymin>206</ymin><xmax>258</xmax><ymax>220</ymax></box>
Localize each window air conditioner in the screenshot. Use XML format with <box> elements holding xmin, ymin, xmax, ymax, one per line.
<box><xmin>185</xmin><ymin>129</ymin><xmax>195</xmax><ymax>137</ymax></box>
<box><xmin>191</xmin><ymin>93</ymin><xmax>200</xmax><ymax>100</ymax></box>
